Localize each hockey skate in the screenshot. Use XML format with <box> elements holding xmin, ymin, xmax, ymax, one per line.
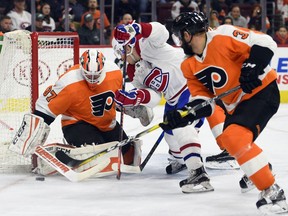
<box><xmin>240</xmin><ymin>163</ymin><xmax>273</xmax><ymax>193</ymax></box>
<box><xmin>179</xmin><ymin>166</ymin><xmax>214</xmax><ymax>193</ymax></box>
<box><xmin>166</xmin><ymin>158</ymin><xmax>187</xmax><ymax>174</ymax></box>
<box><xmin>205</xmin><ymin>149</ymin><xmax>240</xmax><ymax>170</ymax></box>
<box><xmin>124</xmin><ymin>105</ymin><xmax>154</xmax><ymax>126</ymax></box>
<box><xmin>256</xmin><ymin>184</ymin><xmax>288</xmax><ymax>215</ymax></box>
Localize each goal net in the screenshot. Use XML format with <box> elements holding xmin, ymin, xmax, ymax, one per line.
<box><xmin>0</xmin><ymin>31</ymin><xmax>79</xmax><ymax>173</ymax></box>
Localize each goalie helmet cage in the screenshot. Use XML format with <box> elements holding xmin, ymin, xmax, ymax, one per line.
<box><xmin>0</xmin><ymin>31</ymin><xmax>79</xmax><ymax>173</ymax></box>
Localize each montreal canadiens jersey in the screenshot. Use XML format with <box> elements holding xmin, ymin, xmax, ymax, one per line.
<box><xmin>181</xmin><ymin>25</ymin><xmax>278</xmax><ymax>112</ymax></box>
<box><xmin>36</xmin><ymin>61</ymin><xmax>122</xmax><ymax>131</ymax></box>
<box><xmin>132</xmin><ymin>22</ymin><xmax>189</xmax><ymax>107</ymax></box>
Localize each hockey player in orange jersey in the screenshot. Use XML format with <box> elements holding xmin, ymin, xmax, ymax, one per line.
<box><xmin>160</xmin><ymin>11</ymin><xmax>288</xmax><ymax>214</ymax></box>
<box><xmin>10</xmin><ymin>49</ymin><xmax>140</xmax><ymax>176</ymax></box>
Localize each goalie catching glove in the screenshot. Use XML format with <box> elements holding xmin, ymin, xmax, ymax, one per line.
<box><xmin>159</xmin><ymin>99</ymin><xmax>213</xmax><ymax>131</ymax></box>
<box><xmin>9</xmin><ymin>113</ymin><xmax>50</xmax><ymax>157</ymax></box>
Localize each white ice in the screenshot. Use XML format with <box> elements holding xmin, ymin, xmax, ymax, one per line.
<box><xmin>0</xmin><ymin>104</ymin><xmax>287</xmax><ymax>216</ymax></box>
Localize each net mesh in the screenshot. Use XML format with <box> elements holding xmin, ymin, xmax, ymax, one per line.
<box><xmin>0</xmin><ymin>31</ymin><xmax>78</xmax><ymax>173</ymax></box>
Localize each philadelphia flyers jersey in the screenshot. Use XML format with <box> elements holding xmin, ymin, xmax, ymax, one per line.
<box><xmin>181</xmin><ymin>25</ymin><xmax>278</xmax><ymax>112</ymax></box>
<box><xmin>131</xmin><ymin>22</ymin><xmax>189</xmax><ymax>107</ymax></box>
<box><xmin>36</xmin><ymin>61</ymin><xmax>122</xmax><ymax>131</ymax></box>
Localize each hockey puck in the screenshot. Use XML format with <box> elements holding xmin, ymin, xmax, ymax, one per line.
<box><xmin>35</xmin><ymin>176</ymin><xmax>45</xmax><ymax>181</ymax></box>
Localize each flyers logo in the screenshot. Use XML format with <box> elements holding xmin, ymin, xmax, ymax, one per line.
<box><xmin>90</xmin><ymin>91</ymin><xmax>114</xmax><ymax>116</ymax></box>
<box><xmin>195</xmin><ymin>66</ymin><xmax>228</xmax><ymax>94</ymax></box>
<box><xmin>144</xmin><ymin>67</ymin><xmax>169</xmax><ymax>92</ymax></box>
<box><xmin>233</xmin><ymin>30</ymin><xmax>249</xmax><ymax>39</ymax></box>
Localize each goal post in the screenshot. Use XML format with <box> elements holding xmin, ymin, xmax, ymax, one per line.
<box><xmin>0</xmin><ymin>31</ymin><xmax>79</xmax><ymax>173</ymax></box>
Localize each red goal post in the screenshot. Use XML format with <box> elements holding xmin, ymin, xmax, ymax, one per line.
<box><xmin>0</xmin><ymin>31</ymin><xmax>79</xmax><ymax>173</ymax></box>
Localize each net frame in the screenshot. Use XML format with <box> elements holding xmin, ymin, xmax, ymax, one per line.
<box><xmin>0</xmin><ymin>31</ymin><xmax>79</xmax><ymax>173</ymax></box>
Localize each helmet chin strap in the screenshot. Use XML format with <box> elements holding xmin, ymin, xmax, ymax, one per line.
<box><xmin>127</xmin><ymin>47</ymin><xmax>140</xmax><ymax>64</ymax></box>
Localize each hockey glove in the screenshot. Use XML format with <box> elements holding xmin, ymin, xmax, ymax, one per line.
<box><xmin>115</xmin><ymin>88</ymin><xmax>146</xmax><ymax>108</ymax></box>
<box><xmin>159</xmin><ymin>108</ymin><xmax>196</xmax><ymax>131</ymax></box>
<box><xmin>239</xmin><ymin>60</ymin><xmax>263</xmax><ymax>94</ymax></box>
<box><xmin>114</xmin><ymin>22</ymin><xmax>141</xmax><ymax>44</ymax></box>
<box><xmin>239</xmin><ymin>45</ymin><xmax>274</xmax><ymax>94</ymax></box>
<box><xmin>159</xmin><ymin>99</ymin><xmax>213</xmax><ymax>131</ymax></box>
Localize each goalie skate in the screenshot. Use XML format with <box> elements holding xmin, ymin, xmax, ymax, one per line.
<box><xmin>166</xmin><ymin>158</ymin><xmax>187</xmax><ymax>174</ymax></box>
<box><xmin>205</xmin><ymin>149</ymin><xmax>240</xmax><ymax>170</ymax></box>
<box><xmin>179</xmin><ymin>166</ymin><xmax>214</xmax><ymax>193</ymax></box>
<box><xmin>124</xmin><ymin>105</ymin><xmax>154</xmax><ymax>126</ymax></box>
<box><xmin>256</xmin><ymin>184</ymin><xmax>288</xmax><ymax>215</ymax></box>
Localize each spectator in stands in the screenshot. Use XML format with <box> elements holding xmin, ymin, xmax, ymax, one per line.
<box><xmin>115</xmin><ymin>0</ymin><xmax>139</xmax><ymax>23</ymax></box>
<box><xmin>80</xmin><ymin>0</ymin><xmax>111</xmax><ymax>38</ymax></box>
<box><xmin>222</xmin><ymin>16</ymin><xmax>234</xmax><ymax>25</ymax></box>
<box><xmin>0</xmin><ymin>15</ymin><xmax>13</xmax><ymax>33</ymax></box>
<box><xmin>277</xmin><ymin>0</ymin><xmax>288</xmax><ymax>27</ymax></box>
<box><xmin>171</xmin><ymin>0</ymin><xmax>200</xmax><ymax>19</ymax></box>
<box><xmin>119</xmin><ymin>13</ymin><xmax>133</xmax><ymax>25</ymax></box>
<box><xmin>69</xmin><ymin>0</ymin><xmax>86</xmax><ymax>22</ymax></box>
<box><xmin>41</xmin><ymin>2</ymin><xmax>56</xmax><ymax>32</ymax></box>
<box><xmin>6</xmin><ymin>0</ymin><xmax>31</xmax><ymax>30</ymax></box>
<box><xmin>25</xmin><ymin>13</ymin><xmax>45</xmax><ymax>32</ymax></box>
<box><xmin>210</xmin><ymin>10</ymin><xmax>220</xmax><ymax>28</ymax></box>
<box><xmin>227</xmin><ymin>5</ymin><xmax>247</xmax><ymax>28</ymax></box>
<box><xmin>78</xmin><ymin>13</ymin><xmax>100</xmax><ymax>45</ymax></box>
<box><xmin>54</xmin><ymin>14</ymin><xmax>77</xmax><ymax>32</ymax></box>
<box><xmin>247</xmin><ymin>4</ymin><xmax>271</xmax><ymax>32</ymax></box>
<box><xmin>273</xmin><ymin>25</ymin><xmax>288</xmax><ymax>45</ymax></box>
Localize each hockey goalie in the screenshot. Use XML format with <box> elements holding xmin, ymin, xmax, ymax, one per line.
<box><xmin>9</xmin><ymin>49</ymin><xmax>146</xmax><ymax>180</ymax></box>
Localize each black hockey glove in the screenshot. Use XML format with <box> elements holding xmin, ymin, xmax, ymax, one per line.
<box><xmin>159</xmin><ymin>99</ymin><xmax>213</xmax><ymax>131</ymax></box>
<box><xmin>239</xmin><ymin>45</ymin><xmax>274</xmax><ymax>94</ymax></box>
<box><xmin>239</xmin><ymin>59</ymin><xmax>263</xmax><ymax>94</ymax></box>
<box><xmin>159</xmin><ymin>108</ymin><xmax>196</xmax><ymax>131</ymax></box>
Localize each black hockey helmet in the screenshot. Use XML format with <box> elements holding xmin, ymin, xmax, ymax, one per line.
<box><xmin>172</xmin><ymin>11</ymin><xmax>208</xmax><ymax>41</ymax></box>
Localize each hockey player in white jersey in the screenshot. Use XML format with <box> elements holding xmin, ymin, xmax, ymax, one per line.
<box><xmin>113</xmin><ymin>21</ymin><xmax>220</xmax><ymax>193</ymax></box>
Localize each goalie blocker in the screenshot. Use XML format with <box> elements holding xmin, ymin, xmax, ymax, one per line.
<box><xmin>9</xmin><ymin>113</ymin><xmax>50</xmax><ymax>157</ymax></box>
<box><xmin>33</xmin><ymin>139</ymin><xmax>143</xmax><ymax>178</ymax></box>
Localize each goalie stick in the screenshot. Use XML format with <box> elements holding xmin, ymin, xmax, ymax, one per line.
<box><xmin>34</xmin><ymin>145</ymin><xmax>110</xmax><ymax>182</ymax></box>
<box><xmin>55</xmin><ymin>86</ymin><xmax>241</xmax><ymax>171</ymax></box>
<box><xmin>56</xmin><ymin>131</ymin><xmax>165</xmax><ymax>173</ymax></box>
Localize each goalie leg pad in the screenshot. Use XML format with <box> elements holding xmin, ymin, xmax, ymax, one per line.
<box><xmin>9</xmin><ymin>113</ymin><xmax>50</xmax><ymax>157</ymax></box>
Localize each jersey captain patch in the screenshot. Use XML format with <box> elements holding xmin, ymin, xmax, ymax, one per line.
<box><xmin>143</xmin><ymin>67</ymin><xmax>169</xmax><ymax>92</ymax></box>
<box><xmin>90</xmin><ymin>91</ymin><xmax>114</xmax><ymax>116</ymax></box>
<box><xmin>195</xmin><ymin>66</ymin><xmax>228</xmax><ymax>94</ymax></box>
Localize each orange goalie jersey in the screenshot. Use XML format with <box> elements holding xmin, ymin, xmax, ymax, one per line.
<box><xmin>181</xmin><ymin>25</ymin><xmax>277</xmax><ymax>112</ymax></box>
<box><xmin>35</xmin><ymin>61</ymin><xmax>123</xmax><ymax>131</ymax></box>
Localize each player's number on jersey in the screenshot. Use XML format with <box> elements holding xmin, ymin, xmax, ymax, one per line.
<box><xmin>232</xmin><ymin>30</ymin><xmax>249</xmax><ymax>40</ymax></box>
<box><xmin>43</xmin><ymin>85</ymin><xmax>57</xmax><ymax>102</ymax></box>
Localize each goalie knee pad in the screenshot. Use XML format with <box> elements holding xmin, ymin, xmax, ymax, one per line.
<box><xmin>9</xmin><ymin>113</ymin><xmax>50</xmax><ymax>157</ymax></box>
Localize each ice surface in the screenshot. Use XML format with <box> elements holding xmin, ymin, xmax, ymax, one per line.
<box><xmin>0</xmin><ymin>104</ymin><xmax>287</xmax><ymax>216</ymax></box>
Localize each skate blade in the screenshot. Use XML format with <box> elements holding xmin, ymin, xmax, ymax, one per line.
<box><xmin>181</xmin><ymin>181</ymin><xmax>214</xmax><ymax>193</ymax></box>
<box><xmin>205</xmin><ymin>161</ymin><xmax>240</xmax><ymax>170</ymax></box>
<box><xmin>258</xmin><ymin>200</ymin><xmax>288</xmax><ymax>215</ymax></box>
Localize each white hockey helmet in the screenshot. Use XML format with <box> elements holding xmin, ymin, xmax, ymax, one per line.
<box><xmin>80</xmin><ymin>49</ymin><xmax>105</xmax><ymax>89</ymax></box>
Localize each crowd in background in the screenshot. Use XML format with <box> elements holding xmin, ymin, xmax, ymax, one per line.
<box><xmin>0</xmin><ymin>0</ymin><xmax>287</xmax><ymax>45</ymax></box>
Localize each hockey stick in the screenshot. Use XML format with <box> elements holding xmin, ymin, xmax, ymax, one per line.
<box><xmin>57</xmin><ymin>131</ymin><xmax>165</xmax><ymax>174</ymax></box>
<box><xmin>55</xmin><ymin>86</ymin><xmax>241</xmax><ymax>170</ymax></box>
<box><xmin>0</xmin><ymin>119</ymin><xmax>14</xmax><ymax>130</ymax></box>
<box><xmin>135</xmin><ymin>85</ymin><xmax>241</xmax><ymax>136</ymax></box>
<box><xmin>34</xmin><ymin>145</ymin><xmax>110</xmax><ymax>182</ymax></box>
<box><xmin>117</xmin><ymin>42</ymin><xmax>128</xmax><ymax>180</ymax></box>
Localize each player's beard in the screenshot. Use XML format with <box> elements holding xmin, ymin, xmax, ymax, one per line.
<box><xmin>181</xmin><ymin>42</ymin><xmax>194</xmax><ymax>56</ymax></box>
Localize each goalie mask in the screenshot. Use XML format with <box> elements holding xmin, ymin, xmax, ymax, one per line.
<box><xmin>80</xmin><ymin>50</ymin><xmax>106</xmax><ymax>89</ymax></box>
